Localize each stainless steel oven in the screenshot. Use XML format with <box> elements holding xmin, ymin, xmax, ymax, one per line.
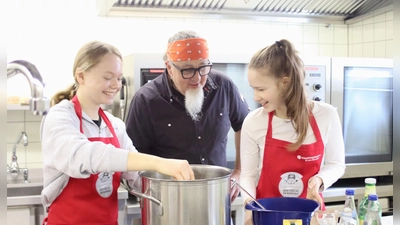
<box><xmin>330</xmin><ymin>57</ymin><xmax>394</xmax><ymax>178</ymax></box>
<box><xmin>326</xmin><ymin>57</ymin><xmax>394</xmax><ymax>215</ymax></box>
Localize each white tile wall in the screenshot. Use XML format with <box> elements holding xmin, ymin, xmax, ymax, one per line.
<box><xmin>348</xmin><ymin>10</ymin><xmax>393</xmax><ymax>58</ymax></box>
<box><xmin>352</xmin><ymin>44</ymin><xmax>363</xmax><ymax>57</ymax></box>
<box><xmin>350</xmin><ymin>25</ymin><xmax>364</xmax><ymax>44</ymax></box>
<box><xmin>6</xmin><ymin>110</ymin><xmax>43</xmax><ymax>169</ymax></box>
<box><xmin>363</xmin><ymin>42</ymin><xmax>374</xmax><ymax>58</ymax></box>
<box><xmin>333</xmin><ymin>26</ymin><xmax>348</xmax><ymax>45</ymax></box>
<box><xmin>303</xmin><ymin>43</ymin><xmax>319</xmax><ymax>57</ymax></box>
<box><xmin>374</xmin><ymin>22</ymin><xmax>386</xmax><ymax>41</ymax></box>
<box><xmin>303</xmin><ymin>25</ymin><xmax>319</xmax><ymax>43</ymax></box>
<box><xmin>352</xmin><ymin>25</ymin><xmax>363</xmax><ymax>44</ymax></box>
<box><xmin>7</xmin><ymin>110</ymin><xmax>24</xmax><ymax>122</ymax></box>
<box><xmin>374</xmin><ymin>13</ymin><xmax>386</xmax><ymax>23</ymax></box>
<box><xmin>386</xmin><ymin>20</ymin><xmax>393</xmax><ymax>39</ymax></box>
<box><xmin>363</xmin><ymin>17</ymin><xmax>374</xmax><ymax>25</ymax></box>
<box><xmin>318</xmin><ymin>24</ymin><xmax>334</xmax><ymax>44</ymax></box>
<box><xmin>334</xmin><ymin>45</ymin><xmax>348</xmax><ymax>57</ymax></box>
<box><xmin>6</xmin><ymin>122</ymin><xmax>25</xmax><ymax>143</ymax></box>
<box><xmin>6</xmin><ymin>0</ymin><xmax>394</xmax><ymax>169</ymax></box>
<box><xmin>287</xmin><ymin>25</ymin><xmax>303</xmax><ymax>47</ymax></box>
<box><xmin>319</xmin><ymin>44</ymin><xmax>334</xmax><ymax>57</ymax></box>
<box><xmin>362</xmin><ymin>24</ymin><xmax>374</xmax><ymax>43</ymax></box>
<box><xmin>270</xmin><ymin>23</ymin><xmax>289</xmax><ymax>41</ymax></box>
<box><xmin>374</xmin><ymin>41</ymin><xmax>387</xmax><ymax>58</ymax></box>
<box><xmin>386</xmin><ymin>40</ymin><xmax>393</xmax><ymax>58</ymax></box>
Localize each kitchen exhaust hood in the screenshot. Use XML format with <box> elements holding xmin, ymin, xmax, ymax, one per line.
<box><xmin>98</xmin><ymin>0</ymin><xmax>393</xmax><ymax>24</ymax></box>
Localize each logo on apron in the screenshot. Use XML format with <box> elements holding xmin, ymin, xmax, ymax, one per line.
<box><xmin>96</xmin><ymin>172</ymin><xmax>114</xmax><ymax>198</ymax></box>
<box><xmin>278</xmin><ymin>172</ymin><xmax>304</xmax><ymax>197</ymax></box>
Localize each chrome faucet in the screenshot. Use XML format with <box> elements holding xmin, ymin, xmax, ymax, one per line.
<box><xmin>7</xmin><ymin>60</ymin><xmax>50</xmax><ymax>116</ymax></box>
<box><xmin>7</xmin><ymin>132</ymin><xmax>29</xmax><ymax>183</ymax></box>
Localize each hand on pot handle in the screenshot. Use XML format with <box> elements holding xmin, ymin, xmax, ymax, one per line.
<box><xmin>156</xmin><ymin>158</ymin><xmax>195</xmax><ymax>181</ymax></box>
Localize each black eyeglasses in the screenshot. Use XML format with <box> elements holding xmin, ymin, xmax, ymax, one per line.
<box><xmin>171</xmin><ymin>62</ymin><xmax>213</xmax><ymax>79</ymax></box>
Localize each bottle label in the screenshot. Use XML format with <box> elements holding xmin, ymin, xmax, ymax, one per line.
<box><xmin>341</xmin><ymin>208</ymin><xmax>358</xmax><ymax>225</ymax></box>
<box><xmin>364</xmin><ymin>185</ymin><xmax>376</xmax><ymax>197</ymax></box>
<box><xmin>341</xmin><ymin>216</ymin><xmax>357</xmax><ymax>225</ymax></box>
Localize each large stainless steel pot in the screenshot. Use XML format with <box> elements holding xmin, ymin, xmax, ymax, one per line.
<box><xmin>130</xmin><ymin>164</ymin><xmax>232</xmax><ymax>225</ymax></box>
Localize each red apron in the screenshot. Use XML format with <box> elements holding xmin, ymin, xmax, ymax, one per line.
<box><xmin>43</xmin><ymin>96</ymin><xmax>122</xmax><ymax>225</ymax></box>
<box><xmin>256</xmin><ymin>111</ymin><xmax>325</xmax><ymax>206</ymax></box>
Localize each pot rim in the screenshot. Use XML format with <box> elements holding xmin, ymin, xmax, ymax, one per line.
<box><xmin>138</xmin><ymin>164</ymin><xmax>233</xmax><ymax>182</ymax></box>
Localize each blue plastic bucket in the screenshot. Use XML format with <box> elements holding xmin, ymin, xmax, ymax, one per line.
<box><xmin>245</xmin><ymin>197</ymin><xmax>319</xmax><ymax>225</ymax></box>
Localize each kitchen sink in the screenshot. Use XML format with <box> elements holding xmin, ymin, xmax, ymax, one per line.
<box><xmin>7</xmin><ymin>176</ymin><xmax>44</xmax><ymax>198</ymax></box>
<box><xmin>7</xmin><ymin>168</ymin><xmax>44</xmax><ymax>207</ymax></box>
<box><xmin>7</xmin><ymin>185</ymin><xmax>43</xmax><ymax>197</ymax></box>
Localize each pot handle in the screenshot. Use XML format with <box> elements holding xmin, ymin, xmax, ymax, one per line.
<box><xmin>120</xmin><ymin>182</ymin><xmax>164</xmax><ymax>216</ymax></box>
<box><xmin>230</xmin><ymin>178</ymin><xmax>237</xmax><ymax>189</ymax></box>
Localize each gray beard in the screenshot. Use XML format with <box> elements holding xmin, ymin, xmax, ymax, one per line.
<box><xmin>185</xmin><ymin>88</ymin><xmax>204</xmax><ymax>121</ymax></box>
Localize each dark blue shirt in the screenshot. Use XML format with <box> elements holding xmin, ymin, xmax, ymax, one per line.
<box><xmin>125</xmin><ymin>69</ymin><xmax>249</xmax><ymax>167</ymax></box>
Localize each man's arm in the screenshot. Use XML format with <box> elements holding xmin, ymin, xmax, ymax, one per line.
<box><xmin>125</xmin><ymin>94</ymin><xmax>154</xmax><ymax>154</ymax></box>
<box><xmin>230</xmin><ymin>130</ymin><xmax>242</xmax><ymax>202</ymax></box>
<box><xmin>234</xmin><ymin>130</ymin><xmax>241</xmax><ymax>172</ymax></box>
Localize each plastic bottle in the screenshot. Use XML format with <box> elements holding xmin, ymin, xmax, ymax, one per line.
<box><xmin>362</xmin><ymin>194</ymin><xmax>382</xmax><ymax>225</ymax></box>
<box><xmin>339</xmin><ymin>189</ymin><xmax>359</xmax><ymax>225</ymax></box>
<box><xmin>358</xmin><ymin>178</ymin><xmax>379</xmax><ymax>225</ymax></box>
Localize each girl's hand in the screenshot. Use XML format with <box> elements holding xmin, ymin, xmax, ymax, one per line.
<box><xmin>244</xmin><ymin>210</ymin><xmax>254</xmax><ymax>225</ymax></box>
<box><xmin>306</xmin><ymin>176</ymin><xmax>323</xmax><ymax>208</ymax></box>
<box><xmin>157</xmin><ymin>158</ymin><xmax>195</xmax><ymax>180</ymax></box>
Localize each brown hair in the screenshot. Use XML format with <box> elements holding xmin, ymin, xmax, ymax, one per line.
<box><xmin>249</xmin><ymin>39</ymin><xmax>310</xmax><ymax>151</ymax></box>
<box><xmin>51</xmin><ymin>41</ymin><xmax>122</xmax><ymax>106</ymax></box>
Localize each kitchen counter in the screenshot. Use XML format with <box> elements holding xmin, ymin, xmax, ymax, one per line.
<box><xmin>7</xmin><ymin>185</ymin><xmax>130</xmax><ymax>225</ymax></box>
<box><xmin>7</xmin><ymin>168</ymin><xmax>129</xmax><ymax>206</ymax></box>
<box><xmin>7</xmin><ymin>186</ymin><xmax>128</xmax><ymax>206</ymax></box>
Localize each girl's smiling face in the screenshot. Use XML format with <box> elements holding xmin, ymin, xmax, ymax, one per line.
<box><xmin>77</xmin><ymin>53</ymin><xmax>123</xmax><ymax>107</ymax></box>
<box><xmin>248</xmin><ymin>68</ymin><xmax>287</xmax><ymax>115</ymax></box>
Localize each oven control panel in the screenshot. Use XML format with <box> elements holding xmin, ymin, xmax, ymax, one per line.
<box><xmin>304</xmin><ymin>65</ymin><xmax>326</xmax><ymax>102</ymax></box>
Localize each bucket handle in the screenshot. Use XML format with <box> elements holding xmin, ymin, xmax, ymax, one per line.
<box><xmin>120</xmin><ymin>182</ymin><xmax>164</xmax><ymax>216</ymax></box>
<box><xmin>230</xmin><ymin>178</ymin><xmax>267</xmax><ymax>211</ymax></box>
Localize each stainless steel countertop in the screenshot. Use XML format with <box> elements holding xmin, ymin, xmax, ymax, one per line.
<box><xmin>7</xmin><ymin>187</ymin><xmax>129</xmax><ymax>207</ymax></box>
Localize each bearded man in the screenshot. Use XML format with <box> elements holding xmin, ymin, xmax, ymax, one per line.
<box><xmin>125</xmin><ymin>30</ymin><xmax>249</xmax><ymax>202</ymax></box>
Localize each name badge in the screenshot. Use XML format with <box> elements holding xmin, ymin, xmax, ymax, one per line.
<box><xmin>96</xmin><ymin>172</ymin><xmax>114</xmax><ymax>198</ymax></box>
<box><xmin>278</xmin><ymin>172</ymin><xmax>304</xmax><ymax>197</ymax></box>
